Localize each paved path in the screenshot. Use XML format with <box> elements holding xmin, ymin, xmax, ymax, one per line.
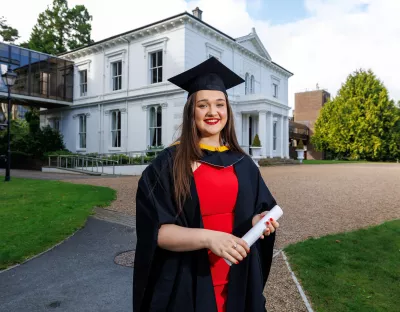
<box><xmin>0</xmin><ymin>217</ymin><xmax>135</xmax><ymax>312</ymax></box>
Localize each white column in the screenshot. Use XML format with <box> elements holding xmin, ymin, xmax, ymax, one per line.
<box><xmin>258</xmin><ymin>110</ymin><xmax>267</xmax><ymax>156</ymax></box>
<box><xmin>279</xmin><ymin>115</ymin><xmax>284</xmax><ymax>158</ymax></box>
<box><xmin>235</xmin><ymin>112</ymin><xmax>243</xmax><ymax>146</ymax></box>
<box><xmin>242</xmin><ymin>114</ymin><xmax>249</xmax><ymax>153</ymax></box>
<box><xmin>161</xmin><ymin>102</ymin><xmax>168</xmax><ymax>146</ymax></box>
<box><xmin>266</xmin><ymin>112</ymin><xmax>273</xmax><ymax>158</ymax></box>
<box><xmin>283</xmin><ymin>116</ymin><xmax>289</xmax><ymax>158</ymax></box>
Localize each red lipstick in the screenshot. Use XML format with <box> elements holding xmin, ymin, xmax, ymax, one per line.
<box><xmin>204</xmin><ymin>119</ymin><xmax>220</xmax><ymax>125</ymax></box>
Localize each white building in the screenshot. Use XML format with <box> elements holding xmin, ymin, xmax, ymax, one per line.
<box><xmin>41</xmin><ymin>8</ymin><xmax>293</xmax><ymax>158</ymax></box>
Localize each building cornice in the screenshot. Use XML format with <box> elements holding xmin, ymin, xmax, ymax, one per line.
<box><xmin>231</xmin><ymin>97</ymin><xmax>290</xmax><ymax>111</ymax></box>
<box><xmin>44</xmin><ymin>88</ymin><xmax>185</xmax><ymax>112</ymax></box>
<box><xmin>61</xmin><ymin>16</ymin><xmax>188</xmax><ymax>61</ymax></box>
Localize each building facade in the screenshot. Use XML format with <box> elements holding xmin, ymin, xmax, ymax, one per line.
<box><xmin>294</xmin><ymin>89</ymin><xmax>330</xmax><ymax>159</ymax></box>
<box><xmin>41</xmin><ymin>9</ymin><xmax>293</xmax><ymax>158</ymax></box>
<box><xmin>0</xmin><ymin>43</ymin><xmax>73</xmax><ymax>125</ymax></box>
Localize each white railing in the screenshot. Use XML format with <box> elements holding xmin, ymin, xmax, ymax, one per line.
<box><xmin>48</xmin><ymin>155</ymin><xmax>119</xmax><ymax>175</ymax></box>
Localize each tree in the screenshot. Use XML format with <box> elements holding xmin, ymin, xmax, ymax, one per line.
<box><xmin>25</xmin><ymin>0</ymin><xmax>93</xmax><ymax>55</ymax></box>
<box><xmin>312</xmin><ymin>69</ymin><xmax>400</xmax><ymax>161</ymax></box>
<box><xmin>0</xmin><ymin>16</ymin><xmax>19</xmax><ymax>43</ymax></box>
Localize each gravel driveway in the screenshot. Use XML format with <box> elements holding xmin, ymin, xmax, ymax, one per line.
<box><xmin>63</xmin><ymin>162</ymin><xmax>400</xmax><ymax>311</ymax></box>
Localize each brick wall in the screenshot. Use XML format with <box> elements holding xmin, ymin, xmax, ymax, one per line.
<box><xmin>294</xmin><ymin>90</ymin><xmax>330</xmax><ymax>160</ymax></box>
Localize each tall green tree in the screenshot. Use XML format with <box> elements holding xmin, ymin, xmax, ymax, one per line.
<box><xmin>312</xmin><ymin>69</ymin><xmax>400</xmax><ymax>161</ymax></box>
<box><xmin>0</xmin><ymin>16</ymin><xmax>19</xmax><ymax>43</ymax></box>
<box><xmin>25</xmin><ymin>0</ymin><xmax>93</xmax><ymax>55</ymax></box>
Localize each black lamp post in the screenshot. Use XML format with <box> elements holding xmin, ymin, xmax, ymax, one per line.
<box><xmin>2</xmin><ymin>68</ymin><xmax>17</xmax><ymax>182</ymax></box>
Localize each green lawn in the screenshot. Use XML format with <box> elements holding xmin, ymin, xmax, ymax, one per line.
<box><xmin>302</xmin><ymin>159</ymin><xmax>370</xmax><ymax>164</ymax></box>
<box><xmin>284</xmin><ymin>220</ymin><xmax>400</xmax><ymax>312</ymax></box>
<box><xmin>0</xmin><ymin>177</ymin><xmax>116</xmax><ymax>270</ymax></box>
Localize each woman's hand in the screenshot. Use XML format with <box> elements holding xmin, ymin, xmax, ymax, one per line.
<box><xmin>252</xmin><ymin>211</ymin><xmax>280</xmax><ymax>239</ymax></box>
<box><xmin>204</xmin><ymin>230</ymin><xmax>250</xmax><ymax>265</ymax></box>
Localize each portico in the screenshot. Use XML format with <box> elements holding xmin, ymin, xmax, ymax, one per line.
<box><xmin>233</xmin><ymin>95</ymin><xmax>289</xmax><ymax>158</ymax></box>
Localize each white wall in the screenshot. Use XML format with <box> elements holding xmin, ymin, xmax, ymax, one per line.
<box><xmin>41</xmin><ymin>15</ymin><xmax>290</xmax><ymax>157</ymax></box>
<box><xmin>184</xmin><ymin>23</ymin><xmax>289</xmax><ymax>107</ymax></box>
<box><xmin>51</xmin><ymin>24</ymin><xmax>188</xmax><ymax>153</ymax></box>
<box><xmin>72</xmin><ymin>25</ymin><xmax>186</xmax><ymax>106</ymax></box>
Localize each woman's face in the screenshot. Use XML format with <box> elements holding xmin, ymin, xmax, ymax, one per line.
<box><xmin>194</xmin><ymin>90</ymin><xmax>228</xmax><ymax>139</ymax></box>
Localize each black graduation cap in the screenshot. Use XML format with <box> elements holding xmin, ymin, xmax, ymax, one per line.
<box><xmin>168</xmin><ymin>57</ymin><xmax>244</xmax><ymax>97</ymax></box>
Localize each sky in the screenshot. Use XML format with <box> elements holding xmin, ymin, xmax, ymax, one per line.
<box><xmin>2</xmin><ymin>0</ymin><xmax>400</xmax><ymax>111</ymax></box>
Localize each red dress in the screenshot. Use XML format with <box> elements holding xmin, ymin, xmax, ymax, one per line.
<box><xmin>193</xmin><ymin>162</ymin><xmax>239</xmax><ymax>312</ymax></box>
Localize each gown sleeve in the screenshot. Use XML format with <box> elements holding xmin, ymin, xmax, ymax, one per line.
<box><xmin>133</xmin><ymin>148</ymin><xmax>179</xmax><ymax>311</ymax></box>
<box><xmin>253</xmin><ymin>163</ymin><xmax>278</xmax><ymax>287</ymax></box>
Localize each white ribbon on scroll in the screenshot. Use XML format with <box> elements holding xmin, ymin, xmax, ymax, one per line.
<box><xmin>225</xmin><ymin>205</ymin><xmax>283</xmax><ymax>266</ymax></box>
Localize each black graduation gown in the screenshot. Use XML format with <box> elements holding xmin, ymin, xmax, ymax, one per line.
<box><xmin>133</xmin><ymin>145</ymin><xmax>277</xmax><ymax>312</ymax></box>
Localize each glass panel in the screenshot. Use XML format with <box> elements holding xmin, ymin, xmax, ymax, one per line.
<box><xmin>56</xmin><ymin>58</ymin><xmax>65</xmax><ymax>101</ymax></box>
<box><xmin>152</xmin><ymin>68</ymin><xmax>157</xmax><ymax>83</ymax></box>
<box><xmin>149</xmin><ymin>128</ymin><xmax>155</xmax><ymax>146</ymax></box>
<box><xmin>80</xmin><ymin>133</ymin><xmax>86</xmax><ymax>148</ymax></box>
<box><xmin>151</xmin><ymin>53</ymin><xmax>157</xmax><ymax>68</ymax></box>
<box><xmin>111</xmin><ymin>112</ymin><xmax>116</xmax><ymax>130</ymax></box>
<box><xmin>64</xmin><ymin>63</ymin><xmax>73</xmax><ymax>101</ymax></box>
<box><xmin>117</xmin><ymin>111</ymin><xmax>121</xmax><ymax>130</ymax></box>
<box><xmin>157</xmin><ymin>51</ymin><xmax>162</xmax><ymax>66</ymax></box>
<box><xmin>149</xmin><ymin>107</ymin><xmax>155</xmax><ymax>127</ymax></box>
<box><xmin>0</xmin><ymin>42</ymin><xmax>9</xmax><ymax>62</ymax></box>
<box><xmin>156</xmin><ymin>128</ymin><xmax>162</xmax><ymax>146</ymax></box>
<box><xmin>48</xmin><ymin>57</ymin><xmax>58</xmax><ymax>99</ymax></box>
<box><xmin>10</xmin><ymin>46</ymin><xmax>20</xmax><ymax>69</ymax></box>
<box><xmin>156</xmin><ymin>106</ymin><xmax>162</xmax><ymax>127</ymax></box>
<box><xmin>12</xmin><ymin>49</ymin><xmax>29</xmax><ymax>95</ymax></box>
<box><xmin>30</xmin><ymin>52</ymin><xmax>40</xmax><ymax>97</ymax></box>
<box><xmin>112</xmin><ymin>62</ymin><xmax>117</xmax><ymax>76</ymax></box>
<box><xmin>158</xmin><ymin>67</ymin><xmax>162</xmax><ymax>83</ymax></box>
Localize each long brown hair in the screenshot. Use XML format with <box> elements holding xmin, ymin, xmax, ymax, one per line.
<box><xmin>172</xmin><ymin>91</ymin><xmax>246</xmax><ymax>212</ymax></box>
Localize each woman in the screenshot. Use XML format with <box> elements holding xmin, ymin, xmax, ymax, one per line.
<box><xmin>133</xmin><ymin>57</ymin><xmax>279</xmax><ymax>312</ymax></box>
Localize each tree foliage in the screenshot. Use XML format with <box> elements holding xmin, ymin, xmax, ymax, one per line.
<box><xmin>0</xmin><ymin>16</ymin><xmax>19</xmax><ymax>43</ymax></box>
<box><xmin>312</xmin><ymin>69</ymin><xmax>400</xmax><ymax>161</ymax></box>
<box><xmin>24</xmin><ymin>0</ymin><xmax>93</xmax><ymax>54</ymax></box>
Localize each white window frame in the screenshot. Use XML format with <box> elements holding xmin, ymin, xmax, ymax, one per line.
<box><xmin>245</xmin><ymin>73</ymin><xmax>250</xmax><ymax>95</ymax></box>
<box><xmin>271</xmin><ymin>76</ymin><xmax>280</xmax><ymax>99</ymax></box>
<box><xmin>78</xmin><ymin>115</ymin><xmax>87</xmax><ymax>149</ymax></box>
<box><xmin>105</xmin><ymin>49</ymin><xmax>127</xmax><ymax>93</ymax></box>
<box><xmin>273</xmin><ymin>83</ymin><xmax>278</xmax><ymax>98</ymax></box>
<box><xmin>250</xmin><ymin>75</ymin><xmax>255</xmax><ymax>94</ymax></box>
<box><xmin>148</xmin><ymin>105</ymin><xmax>162</xmax><ymax>148</ymax></box>
<box><xmin>111</xmin><ymin>61</ymin><xmax>122</xmax><ymax>91</ymax></box>
<box><xmin>79</xmin><ymin>69</ymin><xmax>87</xmax><ymax>96</ymax></box>
<box><xmin>110</xmin><ymin>110</ymin><xmax>122</xmax><ymax>148</ymax></box>
<box><xmin>142</xmin><ymin>37</ymin><xmax>168</xmax><ymax>85</ymax></box>
<box><xmin>149</xmin><ymin>50</ymin><xmax>163</xmax><ymax>84</ymax></box>
<box><xmin>205</xmin><ymin>42</ymin><xmax>223</xmax><ymax>60</ymax></box>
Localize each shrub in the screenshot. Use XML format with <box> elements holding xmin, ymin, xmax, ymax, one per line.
<box><xmin>297</xmin><ymin>139</ymin><xmax>304</xmax><ymax>150</ymax></box>
<box><xmin>252</xmin><ymin>134</ymin><xmax>261</xmax><ymax>147</ymax></box>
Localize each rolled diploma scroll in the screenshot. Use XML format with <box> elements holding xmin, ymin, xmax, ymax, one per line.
<box><xmin>225</xmin><ymin>205</ymin><xmax>283</xmax><ymax>266</ymax></box>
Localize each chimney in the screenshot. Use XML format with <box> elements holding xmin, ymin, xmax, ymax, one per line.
<box><xmin>192</xmin><ymin>7</ymin><xmax>203</xmax><ymax>20</ymax></box>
